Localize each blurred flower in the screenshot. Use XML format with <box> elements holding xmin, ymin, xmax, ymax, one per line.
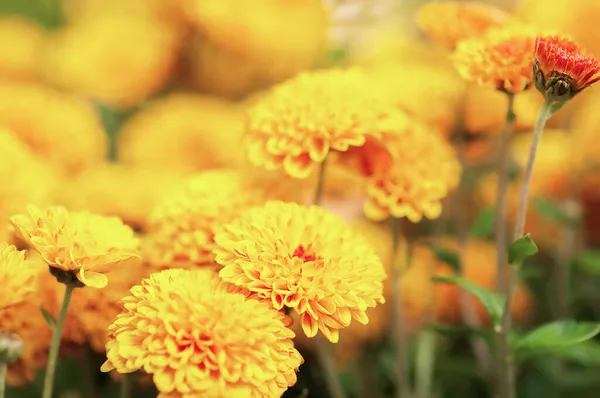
<box><xmin>534</xmin><ymin>35</ymin><xmax>600</xmax><ymax>101</ymax></box>
<box><xmin>364</xmin><ymin>122</ymin><xmax>461</xmax><ymax>222</ymax></box>
<box><xmin>453</xmin><ymin>24</ymin><xmax>537</xmax><ymax>93</ymax></box>
<box><xmin>0</xmin><ymin>17</ymin><xmax>44</xmax><ymax>82</ymax></box>
<box><xmin>416</xmin><ymin>1</ymin><xmax>511</xmax><ymax>50</ymax></box>
<box><xmin>214</xmin><ymin>201</ymin><xmax>386</xmax><ymax>343</ymax></box>
<box><xmin>0</xmin><ymin>82</ymin><xmax>106</xmax><ymax>175</ymax></box>
<box><xmin>144</xmin><ymin>170</ymin><xmax>269</xmax><ymax>270</ymax></box>
<box><xmin>245</xmin><ymin>68</ymin><xmax>409</xmax><ymax>179</ymax></box>
<box><xmin>118</xmin><ymin>93</ymin><xmax>247</xmax><ymax>173</ymax></box>
<box><xmin>55</xmin><ymin>164</ymin><xmax>185</xmax><ymax>232</ymax></box>
<box><xmin>102</xmin><ymin>269</ymin><xmax>302</xmax><ymax>398</ymax></box>
<box><xmin>63</xmin><ymin>0</ymin><xmax>183</xmax><ymax>27</ymax></box>
<box><xmin>11</xmin><ymin>205</ymin><xmax>140</xmax><ymax>288</ymax></box>
<box><xmin>0</xmin><ymin>129</ymin><xmax>57</xmax><ymax>242</ymax></box>
<box><xmin>0</xmin><ymin>243</ymin><xmax>38</xmax><ymax>310</ymax></box>
<box><xmin>42</xmin><ymin>13</ymin><xmax>182</xmax><ymax>108</ymax></box>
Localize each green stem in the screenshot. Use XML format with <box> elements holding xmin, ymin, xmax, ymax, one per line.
<box><xmin>414</xmin><ymin>330</ymin><xmax>436</xmax><ymax>398</ymax></box>
<box><xmin>42</xmin><ymin>283</ymin><xmax>75</xmax><ymax>398</ymax></box>
<box><xmin>500</xmin><ymin>99</ymin><xmax>553</xmax><ymax>398</ymax></box>
<box><xmin>0</xmin><ymin>362</ymin><xmax>6</xmax><ymax>398</ymax></box>
<box><xmin>120</xmin><ymin>374</ymin><xmax>131</xmax><ymax>398</ymax></box>
<box><xmin>313</xmin><ymin>158</ymin><xmax>327</xmax><ymax>206</ymax></box>
<box><xmin>391</xmin><ymin>218</ymin><xmax>411</xmax><ymax>398</ymax></box>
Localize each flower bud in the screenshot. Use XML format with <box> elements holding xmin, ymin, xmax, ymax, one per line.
<box><xmin>0</xmin><ymin>332</ymin><xmax>24</xmax><ymax>364</ymax></box>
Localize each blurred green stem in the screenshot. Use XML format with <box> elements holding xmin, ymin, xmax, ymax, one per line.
<box><xmin>414</xmin><ymin>330</ymin><xmax>436</xmax><ymax>398</ymax></box>
<box><xmin>0</xmin><ymin>362</ymin><xmax>6</xmax><ymax>398</ymax></box>
<box><xmin>120</xmin><ymin>374</ymin><xmax>131</xmax><ymax>398</ymax></box>
<box><xmin>42</xmin><ymin>283</ymin><xmax>75</xmax><ymax>398</ymax></box>
<box><xmin>500</xmin><ymin>99</ymin><xmax>553</xmax><ymax>398</ymax></box>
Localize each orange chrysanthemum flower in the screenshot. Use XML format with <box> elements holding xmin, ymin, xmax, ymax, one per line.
<box><xmin>0</xmin><ymin>243</ymin><xmax>38</xmax><ymax>310</ymax></box>
<box><xmin>102</xmin><ymin>269</ymin><xmax>303</xmax><ymax>398</ymax></box>
<box><xmin>453</xmin><ymin>24</ymin><xmax>537</xmax><ymax>93</ymax></box>
<box><xmin>364</xmin><ymin>123</ymin><xmax>461</xmax><ymax>222</ymax></box>
<box><xmin>417</xmin><ymin>1</ymin><xmax>511</xmax><ymax>49</ymax></box>
<box><xmin>214</xmin><ymin>201</ymin><xmax>386</xmax><ymax>343</ymax></box>
<box><xmin>534</xmin><ymin>35</ymin><xmax>600</xmax><ymax>101</ymax></box>
<box><xmin>245</xmin><ymin>68</ymin><xmax>410</xmax><ymax>179</ymax></box>
<box><xmin>11</xmin><ymin>205</ymin><xmax>140</xmax><ymax>288</ymax></box>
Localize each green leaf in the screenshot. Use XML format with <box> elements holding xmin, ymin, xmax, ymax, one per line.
<box><xmin>508</xmin><ymin>234</ymin><xmax>539</xmax><ymax>264</ymax></box>
<box><xmin>533</xmin><ymin>198</ymin><xmax>578</xmax><ymax>225</ymax></box>
<box><xmin>432</xmin><ymin>276</ymin><xmax>505</xmax><ymax>330</ymax></box>
<box><xmin>551</xmin><ymin>340</ymin><xmax>600</xmax><ymax>366</ymax></box>
<box><xmin>575</xmin><ymin>250</ymin><xmax>600</xmax><ymax>275</ymax></box>
<box><xmin>40</xmin><ymin>307</ymin><xmax>56</xmax><ymax>328</ymax></box>
<box><xmin>469</xmin><ymin>207</ymin><xmax>496</xmax><ymax>238</ymax></box>
<box><xmin>429</xmin><ymin>246</ymin><xmax>461</xmax><ymax>272</ymax></box>
<box><xmin>514</xmin><ymin>321</ymin><xmax>600</xmax><ymax>359</ymax></box>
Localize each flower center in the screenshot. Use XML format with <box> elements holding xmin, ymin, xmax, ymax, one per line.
<box><xmin>292</xmin><ymin>244</ymin><xmax>318</xmax><ymax>262</ymax></box>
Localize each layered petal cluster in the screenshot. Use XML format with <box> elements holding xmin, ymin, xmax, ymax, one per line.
<box><xmin>534</xmin><ymin>35</ymin><xmax>600</xmax><ymax>101</ymax></box>
<box><xmin>102</xmin><ymin>269</ymin><xmax>302</xmax><ymax>398</ymax></box>
<box><xmin>144</xmin><ymin>170</ymin><xmax>269</xmax><ymax>270</ymax></box>
<box><xmin>10</xmin><ymin>205</ymin><xmax>140</xmax><ymax>288</ymax></box>
<box><xmin>453</xmin><ymin>24</ymin><xmax>537</xmax><ymax>93</ymax></box>
<box><xmin>245</xmin><ymin>68</ymin><xmax>410</xmax><ymax>179</ymax></box>
<box><xmin>0</xmin><ymin>243</ymin><xmax>38</xmax><ymax>309</ymax></box>
<box><xmin>214</xmin><ymin>201</ymin><xmax>386</xmax><ymax>343</ymax></box>
<box><xmin>364</xmin><ymin>123</ymin><xmax>461</xmax><ymax>222</ymax></box>
<box><xmin>417</xmin><ymin>1</ymin><xmax>511</xmax><ymax>49</ymax></box>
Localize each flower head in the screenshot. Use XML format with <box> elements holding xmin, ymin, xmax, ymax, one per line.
<box><xmin>453</xmin><ymin>24</ymin><xmax>537</xmax><ymax>93</ymax></box>
<box><xmin>534</xmin><ymin>35</ymin><xmax>600</xmax><ymax>101</ymax></box>
<box><xmin>0</xmin><ymin>17</ymin><xmax>45</xmax><ymax>82</ymax></box>
<box><xmin>214</xmin><ymin>201</ymin><xmax>386</xmax><ymax>343</ymax></box>
<box><xmin>0</xmin><ymin>243</ymin><xmax>38</xmax><ymax>310</ymax></box>
<box><xmin>10</xmin><ymin>205</ymin><xmax>140</xmax><ymax>288</ymax></box>
<box><xmin>245</xmin><ymin>68</ymin><xmax>410</xmax><ymax>179</ymax></box>
<box><xmin>364</xmin><ymin>122</ymin><xmax>461</xmax><ymax>222</ymax></box>
<box><xmin>417</xmin><ymin>2</ymin><xmax>511</xmax><ymax>49</ymax></box>
<box><xmin>102</xmin><ymin>269</ymin><xmax>302</xmax><ymax>398</ymax></box>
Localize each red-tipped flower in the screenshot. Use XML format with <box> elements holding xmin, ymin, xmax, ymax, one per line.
<box><xmin>534</xmin><ymin>35</ymin><xmax>600</xmax><ymax>102</ymax></box>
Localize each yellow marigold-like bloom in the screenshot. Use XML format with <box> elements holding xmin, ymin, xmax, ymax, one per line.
<box><xmin>102</xmin><ymin>268</ymin><xmax>303</xmax><ymax>398</ymax></box>
<box><xmin>0</xmin><ymin>243</ymin><xmax>38</xmax><ymax>310</ymax></box>
<box><xmin>453</xmin><ymin>24</ymin><xmax>537</xmax><ymax>93</ymax></box>
<box><xmin>144</xmin><ymin>170</ymin><xmax>269</xmax><ymax>270</ymax></box>
<box><xmin>10</xmin><ymin>205</ymin><xmax>140</xmax><ymax>288</ymax></box>
<box><xmin>214</xmin><ymin>201</ymin><xmax>386</xmax><ymax>343</ymax></box>
<box><xmin>55</xmin><ymin>164</ymin><xmax>186</xmax><ymax>232</ymax></box>
<box><xmin>119</xmin><ymin>93</ymin><xmax>248</xmax><ymax>173</ymax></box>
<box><xmin>245</xmin><ymin>68</ymin><xmax>410</xmax><ymax>179</ymax></box>
<box><xmin>364</xmin><ymin>122</ymin><xmax>461</xmax><ymax>222</ymax></box>
<box><xmin>0</xmin><ymin>17</ymin><xmax>45</xmax><ymax>82</ymax></box>
<box><xmin>417</xmin><ymin>1</ymin><xmax>511</xmax><ymax>50</ymax></box>
<box><xmin>0</xmin><ymin>82</ymin><xmax>106</xmax><ymax>175</ymax></box>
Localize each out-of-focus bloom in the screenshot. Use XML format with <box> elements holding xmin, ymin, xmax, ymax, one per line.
<box><xmin>453</xmin><ymin>24</ymin><xmax>537</xmax><ymax>93</ymax></box>
<box><xmin>63</xmin><ymin>0</ymin><xmax>183</xmax><ymax>27</ymax></box>
<box><xmin>245</xmin><ymin>68</ymin><xmax>410</xmax><ymax>179</ymax></box>
<box><xmin>11</xmin><ymin>205</ymin><xmax>140</xmax><ymax>288</ymax></box>
<box><xmin>416</xmin><ymin>1</ymin><xmax>511</xmax><ymax>49</ymax></box>
<box><xmin>0</xmin><ymin>82</ymin><xmax>106</xmax><ymax>175</ymax></box>
<box><xmin>534</xmin><ymin>35</ymin><xmax>600</xmax><ymax>101</ymax></box>
<box><xmin>42</xmin><ymin>13</ymin><xmax>182</xmax><ymax>108</ymax></box>
<box><xmin>0</xmin><ymin>129</ymin><xmax>57</xmax><ymax>242</ymax></box>
<box><xmin>364</xmin><ymin>122</ymin><xmax>461</xmax><ymax>222</ymax></box>
<box><xmin>0</xmin><ymin>243</ymin><xmax>38</xmax><ymax>310</ymax></box>
<box><xmin>144</xmin><ymin>170</ymin><xmax>269</xmax><ymax>270</ymax></box>
<box><xmin>214</xmin><ymin>201</ymin><xmax>386</xmax><ymax>343</ymax></box>
<box><xmin>119</xmin><ymin>93</ymin><xmax>248</xmax><ymax>173</ymax></box>
<box><xmin>0</xmin><ymin>18</ymin><xmax>44</xmax><ymax>82</ymax></box>
<box><xmin>102</xmin><ymin>269</ymin><xmax>303</xmax><ymax>398</ymax></box>
<box><xmin>55</xmin><ymin>164</ymin><xmax>185</xmax><ymax>232</ymax></box>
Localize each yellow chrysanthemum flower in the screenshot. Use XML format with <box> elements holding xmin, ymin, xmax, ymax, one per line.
<box><xmin>102</xmin><ymin>269</ymin><xmax>303</xmax><ymax>398</ymax></box>
<box><xmin>118</xmin><ymin>93</ymin><xmax>248</xmax><ymax>173</ymax></box>
<box><xmin>0</xmin><ymin>243</ymin><xmax>38</xmax><ymax>310</ymax></box>
<box><xmin>0</xmin><ymin>82</ymin><xmax>106</xmax><ymax>175</ymax></box>
<box><xmin>0</xmin><ymin>17</ymin><xmax>45</xmax><ymax>82</ymax></box>
<box><xmin>364</xmin><ymin>122</ymin><xmax>461</xmax><ymax>222</ymax></box>
<box><xmin>417</xmin><ymin>1</ymin><xmax>511</xmax><ymax>50</ymax></box>
<box><xmin>453</xmin><ymin>24</ymin><xmax>537</xmax><ymax>93</ymax></box>
<box><xmin>10</xmin><ymin>205</ymin><xmax>140</xmax><ymax>288</ymax></box>
<box><xmin>245</xmin><ymin>68</ymin><xmax>410</xmax><ymax>179</ymax></box>
<box><xmin>144</xmin><ymin>170</ymin><xmax>270</xmax><ymax>270</ymax></box>
<box><xmin>214</xmin><ymin>201</ymin><xmax>387</xmax><ymax>343</ymax></box>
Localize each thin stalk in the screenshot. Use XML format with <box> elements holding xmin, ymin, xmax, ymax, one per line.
<box><xmin>120</xmin><ymin>374</ymin><xmax>131</xmax><ymax>398</ymax></box>
<box><xmin>0</xmin><ymin>363</ymin><xmax>5</xmax><ymax>398</ymax></box>
<box><xmin>501</xmin><ymin>99</ymin><xmax>553</xmax><ymax>398</ymax></box>
<box><xmin>556</xmin><ymin>199</ymin><xmax>579</xmax><ymax>319</ymax></box>
<box><xmin>414</xmin><ymin>330</ymin><xmax>436</xmax><ymax>398</ymax></box>
<box><xmin>42</xmin><ymin>283</ymin><xmax>75</xmax><ymax>398</ymax></box>
<box><xmin>313</xmin><ymin>158</ymin><xmax>327</xmax><ymax>206</ymax></box>
<box><xmin>391</xmin><ymin>218</ymin><xmax>410</xmax><ymax>398</ymax></box>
